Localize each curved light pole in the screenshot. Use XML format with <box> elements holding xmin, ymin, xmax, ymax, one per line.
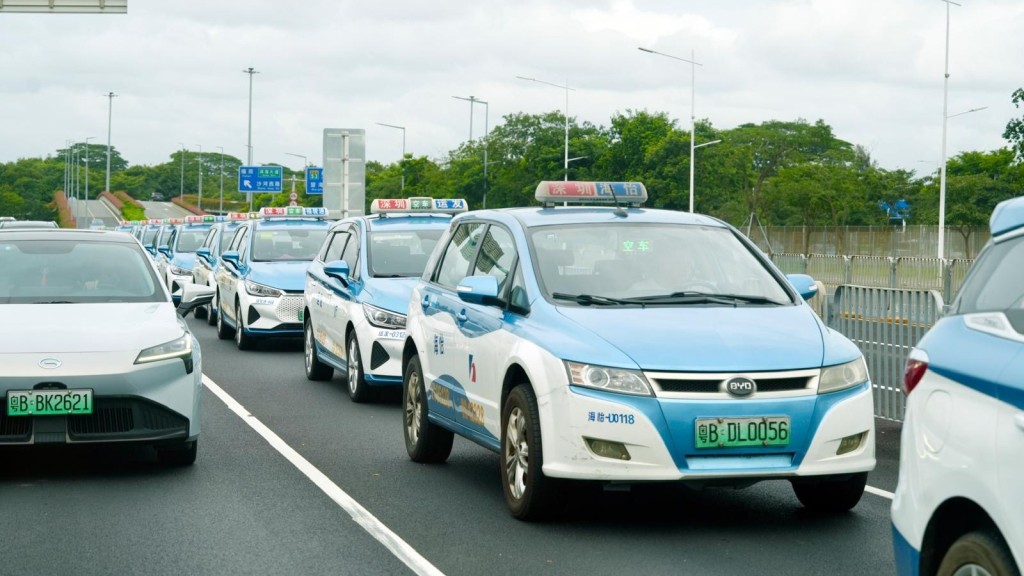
<box><xmin>516</xmin><ymin>77</ymin><xmax>573</xmax><ymax>181</ymax></box>
<box><xmin>453</xmin><ymin>96</ymin><xmax>490</xmax><ymax>206</ymax></box>
<box><xmin>243</xmin><ymin>67</ymin><xmax>259</xmax><ymax>210</ymax></box>
<box><xmin>216</xmin><ymin>146</ymin><xmax>225</xmax><ymax>214</ymax></box>
<box><xmin>639</xmin><ymin>46</ymin><xmax>704</xmax><ymax>212</ymax></box>
<box><xmin>105</xmin><ymin>92</ymin><xmax>117</xmax><ymax>193</ymax></box>
<box><xmin>179</xmin><ymin>142</ymin><xmax>186</xmax><ymax>201</ymax></box>
<box><xmin>375</xmin><ymin>123</ymin><xmax>406</xmax><ymax>191</ymax></box>
<box><xmin>83</xmin><ymin>136</ymin><xmax>95</xmax><ymax>203</ymax></box>
<box><xmin>196</xmin><ymin>144</ymin><xmax>203</xmax><ymax>211</ymax></box>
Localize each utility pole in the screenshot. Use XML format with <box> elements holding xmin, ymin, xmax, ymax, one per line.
<box><xmin>105</xmin><ymin>92</ymin><xmax>117</xmax><ymax>193</ymax></box>
<box><xmin>243</xmin><ymin>67</ymin><xmax>259</xmax><ymax>211</ymax></box>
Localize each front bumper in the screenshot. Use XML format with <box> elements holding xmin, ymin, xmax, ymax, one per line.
<box><xmin>355</xmin><ymin>321</ymin><xmax>406</xmax><ymax>386</ymax></box>
<box><xmin>240</xmin><ymin>293</ymin><xmax>305</xmax><ymax>336</ymax></box>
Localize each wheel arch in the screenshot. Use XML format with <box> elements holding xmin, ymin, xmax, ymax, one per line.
<box><xmin>921</xmin><ymin>497</ymin><xmax>1002</xmax><ymax>576</ymax></box>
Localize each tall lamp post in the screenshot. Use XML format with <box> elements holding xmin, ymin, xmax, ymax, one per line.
<box><xmin>375</xmin><ymin>123</ymin><xmax>406</xmax><ymax>191</ymax></box>
<box><xmin>243</xmin><ymin>67</ymin><xmax>259</xmax><ymax>211</ymax></box>
<box><xmin>83</xmin><ymin>136</ymin><xmax>95</xmax><ymax>203</ymax></box>
<box><xmin>285</xmin><ymin>152</ymin><xmax>308</xmax><ymax>198</ymax></box>
<box><xmin>196</xmin><ymin>144</ymin><xmax>203</xmax><ymax>211</ymax></box>
<box><xmin>216</xmin><ymin>146</ymin><xmax>225</xmax><ymax>214</ymax></box>
<box><xmin>638</xmin><ymin>46</ymin><xmax>705</xmax><ymax>213</ymax></box>
<box><xmin>179</xmin><ymin>143</ymin><xmax>186</xmax><ymax>201</ymax></box>
<box><xmin>105</xmin><ymin>91</ymin><xmax>117</xmax><ymax>193</ymax></box>
<box><xmin>516</xmin><ymin>77</ymin><xmax>573</xmax><ymax>181</ymax></box>
<box><xmin>453</xmin><ymin>96</ymin><xmax>490</xmax><ymax>205</ymax></box>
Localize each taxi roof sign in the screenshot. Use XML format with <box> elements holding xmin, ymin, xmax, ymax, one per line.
<box><xmin>258</xmin><ymin>206</ymin><xmax>329</xmax><ymax>219</ymax></box>
<box><xmin>370</xmin><ymin>197</ymin><xmax>468</xmax><ymax>215</ymax></box>
<box><xmin>227</xmin><ymin>211</ymin><xmax>261</xmax><ymax>221</ymax></box>
<box><xmin>535</xmin><ymin>181</ymin><xmax>647</xmax><ymax>207</ymax></box>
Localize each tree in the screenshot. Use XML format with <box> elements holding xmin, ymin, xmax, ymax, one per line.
<box><xmin>1002</xmin><ymin>88</ymin><xmax>1024</xmax><ymax>161</ymax></box>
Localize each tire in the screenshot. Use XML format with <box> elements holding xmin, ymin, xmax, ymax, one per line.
<box><xmin>403</xmin><ymin>355</ymin><xmax>453</xmax><ymax>463</ymax></box>
<box><xmin>347</xmin><ymin>332</ymin><xmax>373</xmax><ymax>402</ymax></box>
<box><xmin>194</xmin><ymin>304</ymin><xmax>208</xmax><ymax>320</ymax></box>
<box><xmin>206</xmin><ymin>290</ymin><xmax>218</xmax><ymax>326</ymax></box>
<box><xmin>304</xmin><ymin>318</ymin><xmax>333</xmax><ymax>381</ymax></box>
<box><xmin>501</xmin><ymin>384</ymin><xmax>561</xmax><ymax>521</ymax></box>
<box><xmin>791</xmin><ymin>472</ymin><xmax>867</xmax><ymax>513</ymax></box>
<box><xmin>938</xmin><ymin>530</ymin><xmax>1020</xmax><ymax>576</ymax></box>
<box><xmin>215</xmin><ymin>291</ymin><xmax>234</xmax><ymax>340</ymax></box>
<box><xmin>234</xmin><ymin>301</ymin><xmax>254</xmax><ymax>350</ymax></box>
<box><xmin>156</xmin><ymin>440</ymin><xmax>197</xmax><ymax>466</ymax></box>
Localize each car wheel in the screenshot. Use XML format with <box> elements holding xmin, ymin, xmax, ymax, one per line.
<box><xmin>215</xmin><ymin>291</ymin><xmax>234</xmax><ymax>340</ymax></box>
<box><xmin>791</xmin><ymin>472</ymin><xmax>867</xmax><ymax>513</ymax></box>
<box><xmin>156</xmin><ymin>440</ymin><xmax>197</xmax><ymax>466</ymax></box>
<box><xmin>234</xmin><ymin>301</ymin><xmax>254</xmax><ymax>350</ymax></box>
<box><xmin>347</xmin><ymin>332</ymin><xmax>373</xmax><ymax>403</ymax></box>
<box><xmin>501</xmin><ymin>384</ymin><xmax>561</xmax><ymax>521</ymax></box>
<box><xmin>403</xmin><ymin>355</ymin><xmax>453</xmax><ymax>463</ymax></box>
<box><xmin>194</xmin><ymin>303</ymin><xmax>208</xmax><ymax>320</ymax></box>
<box><xmin>937</xmin><ymin>530</ymin><xmax>1019</xmax><ymax>576</ymax></box>
<box><xmin>305</xmin><ymin>318</ymin><xmax>333</xmax><ymax>381</ymax></box>
<box><xmin>206</xmin><ymin>291</ymin><xmax>218</xmax><ymax>326</ymax></box>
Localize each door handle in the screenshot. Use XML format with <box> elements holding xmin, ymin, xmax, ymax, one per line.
<box><xmin>455</xmin><ymin>310</ymin><xmax>468</xmax><ymax>324</ymax></box>
<box><xmin>1015</xmin><ymin>413</ymin><xmax>1024</xmax><ymax>432</ymax></box>
<box><xmin>421</xmin><ymin>295</ymin><xmax>431</xmax><ymax>309</ymax></box>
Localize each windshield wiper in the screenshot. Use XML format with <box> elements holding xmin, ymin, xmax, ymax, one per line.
<box><xmin>632</xmin><ymin>292</ymin><xmax>788</xmax><ymax>306</ymax></box>
<box><xmin>552</xmin><ymin>292</ymin><xmax>645</xmax><ymax>308</ymax></box>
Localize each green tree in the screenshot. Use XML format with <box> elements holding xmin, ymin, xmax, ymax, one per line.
<box><xmin>1002</xmin><ymin>88</ymin><xmax>1024</xmax><ymax>161</ymax></box>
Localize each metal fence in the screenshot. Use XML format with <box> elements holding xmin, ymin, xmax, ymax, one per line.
<box><xmin>825</xmin><ymin>286</ymin><xmax>945</xmax><ymax>422</ymax></box>
<box><xmin>750</xmin><ymin>224</ymin><xmax>990</xmax><ymax>259</ymax></box>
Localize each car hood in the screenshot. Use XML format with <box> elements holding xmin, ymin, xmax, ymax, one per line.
<box><xmin>248</xmin><ymin>261</ymin><xmax>311</xmax><ymax>292</ymax></box>
<box><xmin>361</xmin><ymin>277</ymin><xmax>419</xmax><ymax>314</ymax></box>
<box><xmin>553</xmin><ymin>304</ymin><xmax>831</xmax><ymax>372</ymax></box>
<box><xmin>0</xmin><ymin>303</ymin><xmax>184</xmax><ymax>353</ymax></box>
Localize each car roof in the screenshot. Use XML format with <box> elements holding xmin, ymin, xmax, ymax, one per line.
<box><xmin>251</xmin><ymin>218</ymin><xmax>331</xmax><ymax>229</ymax></box>
<box><xmin>456</xmin><ymin>205</ymin><xmax>728</xmax><ymax>229</ymax></box>
<box><xmin>0</xmin><ymin>228</ymin><xmax>139</xmax><ymax>243</ymax></box>
<box><xmin>0</xmin><ymin>220</ymin><xmax>59</xmax><ymax>229</ymax></box>
<box><xmin>989</xmin><ymin>195</ymin><xmax>1024</xmax><ymax>238</ymax></box>
<box><xmin>359</xmin><ymin>214</ymin><xmax>455</xmax><ymax>232</ymax></box>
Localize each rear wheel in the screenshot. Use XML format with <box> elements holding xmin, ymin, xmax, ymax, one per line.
<box><xmin>347</xmin><ymin>333</ymin><xmax>373</xmax><ymax>402</ymax></box>
<box><xmin>215</xmin><ymin>291</ymin><xmax>234</xmax><ymax>340</ymax></box>
<box><xmin>234</xmin><ymin>301</ymin><xmax>254</xmax><ymax>350</ymax></box>
<box><xmin>304</xmin><ymin>318</ymin><xmax>333</xmax><ymax>381</ymax></box>
<box><xmin>157</xmin><ymin>440</ymin><xmax>197</xmax><ymax>466</ymax></box>
<box><xmin>791</xmin><ymin>472</ymin><xmax>867</xmax><ymax>513</ymax></box>
<box><xmin>938</xmin><ymin>530</ymin><xmax>1020</xmax><ymax>576</ymax></box>
<box><xmin>501</xmin><ymin>384</ymin><xmax>560</xmax><ymax>521</ymax></box>
<box><xmin>206</xmin><ymin>290</ymin><xmax>218</xmax><ymax>326</ymax></box>
<box><xmin>403</xmin><ymin>355</ymin><xmax>453</xmax><ymax>463</ymax></box>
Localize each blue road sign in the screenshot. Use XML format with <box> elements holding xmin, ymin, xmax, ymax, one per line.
<box><xmin>238</xmin><ymin>166</ymin><xmax>283</xmax><ymax>193</ymax></box>
<box><xmin>305</xmin><ymin>167</ymin><xmax>323</xmax><ymax>195</ymax></box>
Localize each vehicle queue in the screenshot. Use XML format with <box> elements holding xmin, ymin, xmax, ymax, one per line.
<box><xmin>3</xmin><ymin>185</ymin><xmax>1020</xmax><ymax>576</ymax></box>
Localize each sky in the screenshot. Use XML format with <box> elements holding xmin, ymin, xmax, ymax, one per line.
<box><xmin>1</xmin><ymin>0</ymin><xmax>1022</xmax><ymax>177</ymax></box>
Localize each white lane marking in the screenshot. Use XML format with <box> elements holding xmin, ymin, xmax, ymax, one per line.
<box><xmin>202</xmin><ymin>375</ymin><xmax>445</xmax><ymax>576</ymax></box>
<box><xmin>866</xmin><ymin>485</ymin><xmax>895</xmax><ymax>500</ymax></box>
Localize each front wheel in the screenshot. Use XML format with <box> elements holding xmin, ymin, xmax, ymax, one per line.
<box><xmin>215</xmin><ymin>291</ymin><xmax>234</xmax><ymax>340</ymax></box>
<box><xmin>791</xmin><ymin>472</ymin><xmax>867</xmax><ymax>513</ymax></box>
<box><xmin>501</xmin><ymin>384</ymin><xmax>560</xmax><ymax>521</ymax></box>
<box><xmin>206</xmin><ymin>290</ymin><xmax>218</xmax><ymax>326</ymax></box>
<box><xmin>347</xmin><ymin>333</ymin><xmax>373</xmax><ymax>403</ymax></box>
<box><xmin>938</xmin><ymin>530</ymin><xmax>1020</xmax><ymax>576</ymax></box>
<box><xmin>403</xmin><ymin>355</ymin><xmax>453</xmax><ymax>463</ymax></box>
<box><xmin>234</xmin><ymin>301</ymin><xmax>254</xmax><ymax>350</ymax></box>
<box><xmin>304</xmin><ymin>318</ymin><xmax>333</xmax><ymax>381</ymax></box>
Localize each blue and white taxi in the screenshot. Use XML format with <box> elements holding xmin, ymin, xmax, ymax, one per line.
<box><xmin>402</xmin><ymin>181</ymin><xmax>876</xmax><ymax>520</ymax></box>
<box><xmin>892</xmin><ymin>196</ymin><xmax>1024</xmax><ymax>576</ymax></box>
<box><xmin>193</xmin><ymin>213</ymin><xmax>249</xmax><ymax>325</ymax></box>
<box><xmin>158</xmin><ymin>216</ymin><xmax>213</xmax><ymax>304</ymax></box>
<box><xmin>303</xmin><ymin>197</ymin><xmax>466</xmax><ymax>402</ymax></box>
<box><xmin>134</xmin><ymin>219</ymin><xmax>168</xmax><ymax>259</ymax></box>
<box><xmin>214</xmin><ymin>206</ymin><xmax>331</xmax><ymax>350</ymax></box>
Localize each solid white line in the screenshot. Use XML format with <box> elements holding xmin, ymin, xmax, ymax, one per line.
<box><xmin>866</xmin><ymin>484</ymin><xmax>895</xmax><ymax>500</ymax></box>
<box><xmin>202</xmin><ymin>375</ymin><xmax>445</xmax><ymax>576</ymax></box>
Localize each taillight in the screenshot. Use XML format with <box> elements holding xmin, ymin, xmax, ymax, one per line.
<box><xmin>903</xmin><ymin>351</ymin><xmax>929</xmax><ymax>395</ymax></box>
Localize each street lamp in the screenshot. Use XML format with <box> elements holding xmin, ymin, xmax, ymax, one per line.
<box><xmin>105</xmin><ymin>91</ymin><xmax>117</xmax><ymax>193</ymax></box>
<box><xmin>83</xmin><ymin>136</ymin><xmax>95</xmax><ymax>203</ymax></box>
<box><xmin>639</xmin><ymin>46</ymin><xmax>705</xmax><ymax>213</ymax></box>
<box><xmin>375</xmin><ymin>123</ymin><xmax>406</xmax><ymax>191</ymax></box>
<box><xmin>179</xmin><ymin>142</ymin><xmax>186</xmax><ymax>201</ymax></box>
<box><xmin>216</xmin><ymin>146</ymin><xmax>225</xmax><ymax>214</ymax></box>
<box><xmin>196</xmin><ymin>144</ymin><xmax>203</xmax><ymax>211</ymax></box>
<box><xmin>516</xmin><ymin>77</ymin><xmax>573</xmax><ymax>181</ymax></box>
<box><xmin>243</xmin><ymin>67</ymin><xmax>259</xmax><ymax>211</ymax></box>
<box><xmin>285</xmin><ymin>152</ymin><xmax>308</xmax><ymax>197</ymax></box>
<box><xmin>453</xmin><ymin>95</ymin><xmax>491</xmax><ymax>206</ymax></box>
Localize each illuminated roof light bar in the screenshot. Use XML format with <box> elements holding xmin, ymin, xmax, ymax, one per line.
<box><xmin>534</xmin><ymin>181</ymin><xmax>648</xmax><ymax>208</ymax></box>
<box><xmin>370</xmin><ymin>197</ymin><xmax>468</xmax><ymax>216</ymax></box>
<box><xmin>258</xmin><ymin>206</ymin><xmax>329</xmax><ymax>219</ymax></box>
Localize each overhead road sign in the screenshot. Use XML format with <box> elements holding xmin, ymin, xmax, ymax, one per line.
<box><xmin>238</xmin><ymin>166</ymin><xmax>283</xmax><ymax>193</ymax></box>
<box><xmin>0</xmin><ymin>0</ymin><xmax>127</xmax><ymax>13</ymax></box>
<box><xmin>305</xmin><ymin>167</ymin><xmax>323</xmax><ymax>195</ymax></box>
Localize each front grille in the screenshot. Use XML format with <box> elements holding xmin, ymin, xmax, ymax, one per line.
<box><xmin>370</xmin><ymin>341</ymin><xmax>390</xmax><ymax>370</ymax></box>
<box><xmin>0</xmin><ymin>411</ymin><xmax>31</xmax><ymax>441</ymax></box>
<box><xmin>68</xmin><ymin>397</ymin><xmax>188</xmax><ymax>440</ymax></box>
<box><xmin>275</xmin><ymin>295</ymin><xmax>304</xmax><ymax>323</ymax></box>
<box><xmin>656</xmin><ymin>380</ymin><xmax>720</xmax><ymax>394</ymax></box>
<box><xmin>650</xmin><ymin>371</ymin><xmax>816</xmax><ymax>396</ymax></box>
<box><xmin>69</xmin><ymin>403</ymin><xmax>134</xmax><ymax>434</ymax></box>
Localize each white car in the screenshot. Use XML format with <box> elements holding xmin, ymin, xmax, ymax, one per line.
<box><xmin>193</xmin><ymin>215</ymin><xmax>247</xmax><ymax>325</ymax></box>
<box><xmin>0</xmin><ymin>228</ymin><xmax>213</xmax><ymax>464</ymax></box>
<box><xmin>892</xmin><ymin>195</ymin><xmax>1024</xmax><ymax>576</ymax></box>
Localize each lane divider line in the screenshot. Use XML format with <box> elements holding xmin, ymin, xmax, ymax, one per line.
<box><xmin>866</xmin><ymin>485</ymin><xmax>895</xmax><ymax>500</ymax></box>
<box><xmin>202</xmin><ymin>375</ymin><xmax>445</xmax><ymax>576</ymax></box>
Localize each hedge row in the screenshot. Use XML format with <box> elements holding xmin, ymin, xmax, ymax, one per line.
<box><xmin>52</xmin><ymin>191</ymin><xmax>75</xmax><ymax>228</ymax></box>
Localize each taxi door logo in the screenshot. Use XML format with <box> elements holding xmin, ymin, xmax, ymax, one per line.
<box><xmin>433</xmin><ymin>334</ymin><xmax>445</xmax><ymax>356</ymax></box>
<box><xmin>468</xmin><ymin>354</ymin><xmax>476</xmax><ymax>383</ymax></box>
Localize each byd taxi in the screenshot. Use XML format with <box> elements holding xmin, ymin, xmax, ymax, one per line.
<box><xmin>402</xmin><ymin>181</ymin><xmax>876</xmax><ymax>520</ymax></box>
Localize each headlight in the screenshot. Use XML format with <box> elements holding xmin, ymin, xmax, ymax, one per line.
<box><xmin>135</xmin><ymin>333</ymin><xmax>192</xmax><ymax>365</ymax></box>
<box><xmin>362</xmin><ymin>303</ymin><xmax>406</xmax><ymax>329</ymax></box>
<box><xmin>245</xmin><ymin>280</ymin><xmax>283</xmax><ymax>298</ymax></box>
<box><xmin>818</xmin><ymin>357</ymin><xmax>869</xmax><ymax>394</ymax></box>
<box><xmin>566</xmin><ymin>361</ymin><xmax>653</xmax><ymax>396</ymax></box>
<box><xmin>169</xmin><ymin>264</ymin><xmax>191</xmax><ymax>276</ymax></box>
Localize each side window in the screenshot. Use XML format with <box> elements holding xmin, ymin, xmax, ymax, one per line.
<box><xmin>508</xmin><ymin>263</ymin><xmax>529</xmax><ymax>315</ymax></box>
<box><xmin>434</xmin><ymin>222</ymin><xmax>485</xmax><ymax>289</ymax></box>
<box><xmin>236</xmin><ymin>228</ymin><xmax>250</xmax><ymax>262</ymax></box>
<box><xmin>471</xmin><ymin>225</ymin><xmax>517</xmax><ymax>297</ymax></box>
<box><xmin>227</xmin><ymin>227</ymin><xmax>246</xmax><ymax>252</ymax></box>
<box><xmin>202</xmin><ymin>228</ymin><xmax>218</xmax><ymax>250</ymax></box>
<box><xmin>164</xmin><ymin>228</ymin><xmax>178</xmax><ymax>249</ymax></box>
<box><xmin>324</xmin><ymin>230</ymin><xmax>349</xmax><ymax>263</ymax></box>
<box><xmin>340</xmin><ymin>229</ymin><xmax>360</xmax><ymax>276</ymax></box>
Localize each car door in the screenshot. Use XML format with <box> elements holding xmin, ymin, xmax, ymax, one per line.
<box><xmin>419</xmin><ymin>221</ymin><xmax>486</xmax><ymax>428</ymax></box>
<box><xmin>219</xmin><ymin>225</ymin><xmax>249</xmax><ymax>321</ymax></box>
<box><xmin>308</xmin><ymin>227</ymin><xmax>353</xmax><ymax>361</ymax></box>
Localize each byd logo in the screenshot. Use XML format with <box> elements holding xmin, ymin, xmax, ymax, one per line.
<box><xmin>724</xmin><ymin>377</ymin><xmax>756</xmax><ymax>398</ymax></box>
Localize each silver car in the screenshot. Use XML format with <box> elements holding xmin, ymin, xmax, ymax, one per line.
<box><xmin>0</xmin><ymin>229</ymin><xmax>213</xmax><ymax>465</ymax></box>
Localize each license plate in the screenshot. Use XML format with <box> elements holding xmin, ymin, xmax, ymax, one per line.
<box><xmin>695</xmin><ymin>416</ymin><xmax>790</xmax><ymax>449</ymax></box>
<box><xmin>7</xmin><ymin>389</ymin><xmax>94</xmax><ymax>417</ymax></box>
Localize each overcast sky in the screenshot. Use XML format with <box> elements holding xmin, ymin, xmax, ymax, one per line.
<box><xmin>1</xmin><ymin>0</ymin><xmax>1021</xmax><ymax>177</ymax></box>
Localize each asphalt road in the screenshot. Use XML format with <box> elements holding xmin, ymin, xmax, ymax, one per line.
<box><xmin>139</xmin><ymin>200</ymin><xmax>194</xmax><ymax>220</ymax></box>
<box><xmin>0</xmin><ymin>318</ymin><xmax>904</xmax><ymax>576</ymax></box>
<box><xmin>68</xmin><ymin>198</ymin><xmax>121</xmax><ymax>228</ymax></box>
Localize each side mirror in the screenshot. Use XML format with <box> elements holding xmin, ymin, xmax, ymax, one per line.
<box><xmin>457</xmin><ymin>275</ymin><xmax>500</xmax><ymax>306</ymax></box>
<box><xmin>158</xmin><ymin>245</ymin><xmax>172</xmax><ymax>258</ymax></box>
<box><xmin>176</xmin><ymin>283</ymin><xmax>215</xmax><ymax>318</ymax></box>
<box><xmin>196</xmin><ymin>247</ymin><xmax>212</xmax><ymax>264</ymax></box>
<box><xmin>144</xmin><ymin>243</ymin><xmax>157</xmax><ymax>256</ymax></box>
<box><xmin>324</xmin><ymin>260</ymin><xmax>350</xmax><ymax>286</ymax></box>
<box><xmin>222</xmin><ymin>251</ymin><xmax>241</xmax><ymax>269</ymax></box>
<box><xmin>786</xmin><ymin>273</ymin><xmax>818</xmax><ymax>301</ymax></box>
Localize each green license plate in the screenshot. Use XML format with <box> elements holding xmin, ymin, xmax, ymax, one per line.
<box><xmin>695</xmin><ymin>416</ymin><xmax>790</xmax><ymax>449</ymax></box>
<box><xmin>7</xmin><ymin>389</ymin><xmax>94</xmax><ymax>417</ymax></box>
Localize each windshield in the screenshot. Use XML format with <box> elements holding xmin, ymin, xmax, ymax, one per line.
<box><xmin>0</xmin><ymin>239</ymin><xmax>163</xmax><ymax>304</ymax></box>
<box><xmin>530</xmin><ymin>223</ymin><xmax>791</xmax><ymax>305</ymax></box>
<box><xmin>175</xmin><ymin>229</ymin><xmax>208</xmax><ymax>252</ymax></box>
<box><xmin>368</xmin><ymin>229</ymin><xmax>443</xmax><ymax>277</ymax></box>
<box><xmin>252</xmin><ymin>228</ymin><xmax>328</xmax><ymax>261</ymax></box>
<box><xmin>141</xmin><ymin>227</ymin><xmax>160</xmax><ymax>246</ymax></box>
<box><xmin>955</xmin><ymin>235</ymin><xmax>1024</xmax><ymax>317</ymax></box>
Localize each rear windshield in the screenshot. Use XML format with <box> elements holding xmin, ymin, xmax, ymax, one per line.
<box><xmin>955</xmin><ymin>235</ymin><xmax>1024</xmax><ymax>318</ymax></box>
<box><xmin>0</xmin><ymin>239</ymin><xmax>163</xmax><ymax>304</ymax></box>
